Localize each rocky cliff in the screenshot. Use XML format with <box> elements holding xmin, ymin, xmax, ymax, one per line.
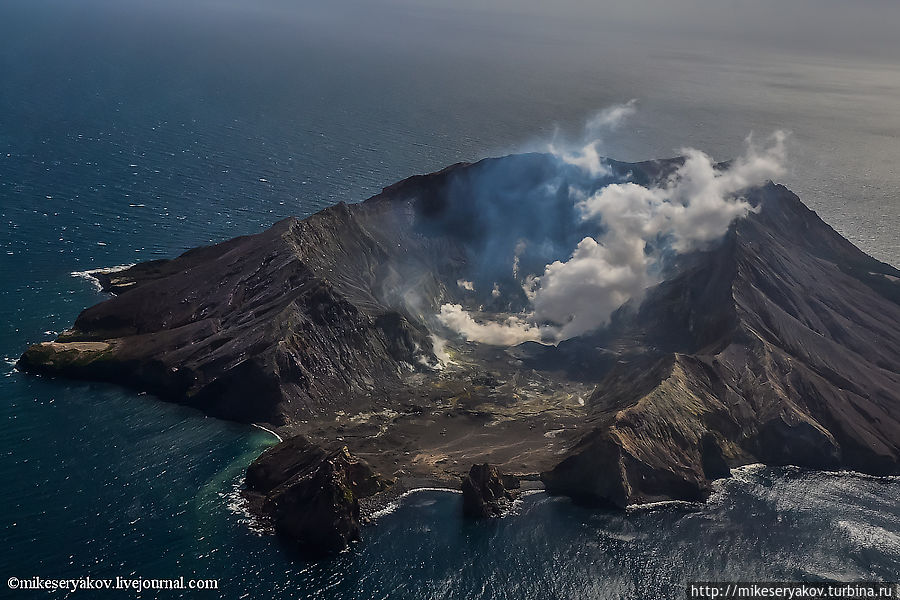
<box><xmin>461</xmin><ymin>464</ymin><xmax>520</xmax><ymax>518</ymax></box>
<box><xmin>244</xmin><ymin>435</ymin><xmax>386</xmax><ymax>556</ymax></box>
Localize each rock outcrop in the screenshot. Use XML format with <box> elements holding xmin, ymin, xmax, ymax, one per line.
<box><xmin>244</xmin><ymin>435</ymin><xmax>387</xmax><ymax>556</ymax></box>
<box><xmin>461</xmin><ymin>464</ymin><xmax>520</xmax><ymax>518</ymax></box>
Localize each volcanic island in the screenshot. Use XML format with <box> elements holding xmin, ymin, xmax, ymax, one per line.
<box><xmin>19</xmin><ymin>153</ymin><xmax>900</xmax><ymax>556</ymax></box>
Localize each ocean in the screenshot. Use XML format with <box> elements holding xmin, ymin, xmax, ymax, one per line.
<box><xmin>1</xmin><ymin>0</ymin><xmax>899</xmax><ymax>597</ymax></box>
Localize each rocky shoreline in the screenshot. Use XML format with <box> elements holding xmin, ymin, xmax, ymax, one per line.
<box><xmin>241</xmin><ymin>433</ymin><xmax>527</xmax><ymax>556</ymax></box>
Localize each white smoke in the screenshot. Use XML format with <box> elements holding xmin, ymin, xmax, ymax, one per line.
<box><xmin>527</xmin><ymin>236</ymin><xmax>651</xmax><ymax>341</ymax></box>
<box><xmin>529</xmin><ymin>131</ymin><xmax>787</xmax><ymax>340</ymax></box>
<box><xmin>437</xmin><ymin>304</ymin><xmax>541</xmax><ymax>346</ymax></box>
<box><xmin>512</xmin><ymin>239</ymin><xmax>527</xmax><ymax>278</ymax></box>
<box><xmin>586</xmin><ymin>99</ymin><xmax>638</xmax><ymax>134</ymax></box>
<box><xmin>548</xmin><ymin>99</ymin><xmax>637</xmax><ymax>177</ymax></box>
<box><xmin>438</xmin><ymin>107</ymin><xmax>788</xmax><ymax>346</ymax></box>
<box><xmin>578</xmin><ymin>131</ymin><xmax>788</xmax><ymax>253</ymax></box>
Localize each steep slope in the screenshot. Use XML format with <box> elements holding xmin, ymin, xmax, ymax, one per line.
<box><xmin>542</xmin><ymin>183</ymin><xmax>900</xmax><ymax>505</ymax></box>
<box><xmin>17</xmin><ymin>211</ymin><xmax>441</xmax><ymax>423</ymax></box>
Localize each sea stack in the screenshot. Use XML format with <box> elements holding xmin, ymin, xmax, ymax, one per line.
<box><xmin>461</xmin><ymin>464</ymin><xmax>521</xmax><ymax>518</ymax></box>
<box><xmin>244</xmin><ymin>435</ymin><xmax>387</xmax><ymax>556</ymax></box>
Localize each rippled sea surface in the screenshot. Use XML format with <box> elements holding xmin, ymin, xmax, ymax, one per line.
<box><xmin>1</xmin><ymin>0</ymin><xmax>898</xmax><ymax>597</ymax></box>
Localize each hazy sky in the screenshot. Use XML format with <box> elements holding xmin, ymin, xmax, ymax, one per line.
<box><xmin>208</xmin><ymin>0</ymin><xmax>900</xmax><ymax>63</ymax></box>
<box><xmin>2</xmin><ymin>0</ymin><xmax>898</xmax><ymax>262</ymax></box>
<box><xmin>396</xmin><ymin>0</ymin><xmax>900</xmax><ymax>57</ymax></box>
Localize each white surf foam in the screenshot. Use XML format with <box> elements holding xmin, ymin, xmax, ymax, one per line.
<box><xmin>221</xmin><ymin>480</ymin><xmax>269</xmax><ymax>536</ymax></box>
<box><xmin>367</xmin><ymin>487</ymin><xmax>462</xmax><ymax>521</ymax></box>
<box><xmin>3</xmin><ymin>357</ymin><xmax>18</xmax><ymax>376</ymax></box>
<box><xmin>251</xmin><ymin>423</ymin><xmax>283</xmax><ymax>443</ymax></box>
<box><xmin>70</xmin><ymin>263</ymin><xmax>135</xmax><ymax>292</ymax></box>
<box><xmin>625</xmin><ymin>499</ymin><xmax>702</xmax><ymax>512</ymax></box>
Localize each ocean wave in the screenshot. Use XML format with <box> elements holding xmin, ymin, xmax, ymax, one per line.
<box><xmin>824</xmin><ymin>469</ymin><xmax>900</xmax><ymax>483</ymax></box>
<box><xmin>221</xmin><ymin>480</ymin><xmax>269</xmax><ymax>536</ymax></box>
<box><xmin>625</xmin><ymin>499</ymin><xmax>702</xmax><ymax>512</ymax></box>
<box><xmin>836</xmin><ymin>520</ymin><xmax>900</xmax><ymax>554</ymax></box>
<box><xmin>367</xmin><ymin>487</ymin><xmax>462</xmax><ymax>521</ymax></box>
<box><xmin>503</xmin><ymin>489</ymin><xmax>545</xmax><ymax>516</ymax></box>
<box><xmin>70</xmin><ymin>264</ymin><xmax>135</xmax><ymax>292</ymax></box>
<box><xmin>3</xmin><ymin>356</ymin><xmax>18</xmax><ymax>376</ymax></box>
<box><xmin>251</xmin><ymin>423</ymin><xmax>283</xmax><ymax>442</ymax></box>
<box><xmin>730</xmin><ymin>463</ymin><xmax>899</xmax><ymax>484</ymax></box>
<box><xmin>729</xmin><ymin>463</ymin><xmax>767</xmax><ymax>479</ymax></box>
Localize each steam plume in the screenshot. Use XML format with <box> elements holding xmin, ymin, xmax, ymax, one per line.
<box><xmin>437</xmin><ymin>106</ymin><xmax>788</xmax><ymax>346</ymax></box>
<box><xmin>531</xmin><ymin>131</ymin><xmax>786</xmax><ymax>340</ymax></box>
<box><xmin>438</xmin><ymin>304</ymin><xmax>541</xmax><ymax>345</ymax></box>
<box><xmin>548</xmin><ymin>99</ymin><xmax>637</xmax><ymax>177</ymax></box>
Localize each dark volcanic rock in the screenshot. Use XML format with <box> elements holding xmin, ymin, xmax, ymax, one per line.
<box><xmin>245</xmin><ymin>435</ymin><xmax>387</xmax><ymax>557</ymax></box>
<box><xmin>18</xmin><ymin>152</ymin><xmax>900</xmax><ymax>512</ymax></box>
<box><xmin>245</xmin><ymin>435</ymin><xmax>329</xmax><ymax>493</ymax></box>
<box><xmin>17</xmin><ymin>204</ymin><xmax>445</xmax><ymax>423</ymax></box>
<box><xmin>461</xmin><ymin>464</ymin><xmax>520</xmax><ymax>518</ymax></box>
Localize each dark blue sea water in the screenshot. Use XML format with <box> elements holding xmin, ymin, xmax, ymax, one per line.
<box><xmin>2</xmin><ymin>0</ymin><xmax>899</xmax><ymax>597</ymax></box>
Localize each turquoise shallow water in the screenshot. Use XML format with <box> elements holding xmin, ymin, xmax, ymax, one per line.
<box><xmin>1</xmin><ymin>0</ymin><xmax>899</xmax><ymax>597</ymax></box>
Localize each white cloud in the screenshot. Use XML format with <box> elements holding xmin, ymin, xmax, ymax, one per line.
<box><xmin>579</xmin><ymin>131</ymin><xmax>786</xmax><ymax>252</ymax></box>
<box><xmin>548</xmin><ymin>140</ymin><xmax>609</xmax><ymax>178</ymax></box>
